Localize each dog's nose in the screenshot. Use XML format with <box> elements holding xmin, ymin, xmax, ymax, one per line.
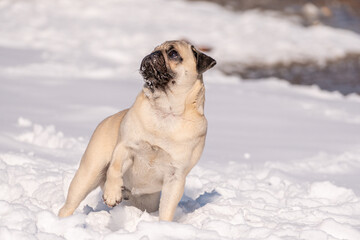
<box><xmin>150</xmin><ymin>51</ymin><xmax>162</xmax><ymax>60</ymax></box>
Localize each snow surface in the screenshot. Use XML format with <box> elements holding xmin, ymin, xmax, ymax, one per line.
<box><xmin>1</xmin><ymin>0</ymin><xmax>360</xmax><ymax>239</ymax></box>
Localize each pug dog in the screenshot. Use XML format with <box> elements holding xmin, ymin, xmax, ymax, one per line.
<box><xmin>58</xmin><ymin>40</ymin><xmax>216</xmax><ymax>221</ymax></box>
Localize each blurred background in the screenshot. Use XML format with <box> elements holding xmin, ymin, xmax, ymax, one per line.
<box><xmin>194</xmin><ymin>0</ymin><xmax>360</xmax><ymax>95</ymax></box>
<box><xmin>1</xmin><ymin>0</ymin><xmax>360</xmax><ymax>95</ymax></box>
<box><xmin>194</xmin><ymin>0</ymin><xmax>360</xmax><ymax>33</ymax></box>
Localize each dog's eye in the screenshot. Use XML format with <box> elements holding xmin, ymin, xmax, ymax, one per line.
<box><xmin>168</xmin><ymin>50</ymin><xmax>179</xmax><ymax>59</ymax></box>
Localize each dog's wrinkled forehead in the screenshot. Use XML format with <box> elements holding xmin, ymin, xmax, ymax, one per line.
<box><xmin>153</xmin><ymin>40</ymin><xmax>193</xmax><ymax>64</ymax></box>
<box><xmin>154</xmin><ymin>40</ymin><xmax>189</xmax><ymax>52</ymax></box>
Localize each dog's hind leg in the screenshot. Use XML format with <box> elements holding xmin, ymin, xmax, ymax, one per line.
<box><xmin>58</xmin><ymin>111</ymin><xmax>127</xmax><ymax>217</ymax></box>
<box><xmin>58</xmin><ymin>153</ymin><xmax>107</xmax><ymax>217</ymax></box>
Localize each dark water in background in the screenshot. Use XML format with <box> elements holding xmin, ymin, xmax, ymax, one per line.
<box><xmin>191</xmin><ymin>0</ymin><xmax>360</xmax><ymax>95</ymax></box>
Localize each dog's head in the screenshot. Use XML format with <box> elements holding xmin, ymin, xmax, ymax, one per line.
<box><xmin>140</xmin><ymin>40</ymin><xmax>216</xmax><ymax>93</ymax></box>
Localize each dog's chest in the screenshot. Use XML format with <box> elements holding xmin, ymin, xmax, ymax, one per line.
<box><xmin>124</xmin><ymin>140</ymin><xmax>173</xmax><ymax>194</ymax></box>
<box><xmin>147</xmin><ymin>113</ymin><xmax>207</xmax><ymax>145</ymax></box>
<box><xmin>122</xmin><ymin>105</ymin><xmax>207</xmax><ymax>195</ymax></box>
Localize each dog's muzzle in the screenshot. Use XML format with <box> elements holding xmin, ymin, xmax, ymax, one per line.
<box><xmin>140</xmin><ymin>51</ymin><xmax>174</xmax><ymax>91</ymax></box>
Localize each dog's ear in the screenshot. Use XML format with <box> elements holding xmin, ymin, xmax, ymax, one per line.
<box><xmin>191</xmin><ymin>46</ymin><xmax>216</xmax><ymax>74</ymax></box>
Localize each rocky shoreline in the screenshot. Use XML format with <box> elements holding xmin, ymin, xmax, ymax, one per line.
<box><xmin>190</xmin><ymin>0</ymin><xmax>360</xmax><ymax>33</ymax></box>
<box><xmin>220</xmin><ymin>53</ymin><xmax>360</xmax><ymax>95</ymax></box>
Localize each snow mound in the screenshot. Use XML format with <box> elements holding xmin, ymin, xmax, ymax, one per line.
<box><xmin>15</xmin><ymin>118</ymin><xmax>84</xmax><ymax>149</ymax></box>
<box><xmin>267</xmin><ymin>151</ymin><xmax>360</xmax><ymax>175</ymax></box>
<box><xmin>319</xmin><ymin>219</ymin><xmax>360</xmax><ymax>240</ymax></box>
<box><xmin>307</xmin><ymin>181</ymin><xmax>356</xmax><ymax>205</ymax></box>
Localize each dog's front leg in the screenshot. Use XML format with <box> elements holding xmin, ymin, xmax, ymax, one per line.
<box><xmin>103</xmin><ymin>143</ymin><xmax>130</xmax><ymax>207</ymax></box>
<box><xmin>159</xmin><ymin>172</ymin><xmax>186</xmax><ymax>221</ymax></box>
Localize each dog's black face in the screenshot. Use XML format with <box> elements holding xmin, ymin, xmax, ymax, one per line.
<box><xmin>140</xmin><ymin>40</ymin><xmax>216</xmax><ymax>93</ymax></box>
<box><xmin>140</xmin><ymin>50</ymin><xmax>174</xmax><ymax>91</ymax></box>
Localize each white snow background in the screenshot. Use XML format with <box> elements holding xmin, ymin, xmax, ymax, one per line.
<box><xmin>1</xmin><ymin>0</ymin><xmax>360</xmax><ymax>239</ymax></box>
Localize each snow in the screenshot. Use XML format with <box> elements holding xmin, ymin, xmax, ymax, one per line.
<box><xmin>1</xmin><ymin>0</ymin><xmax>360</xmax><ymax>239</ymax></box>
<box><xmin>16</xmin><ymin>122</ymin><xmax>85</xmax><ymax>149</ymax></box>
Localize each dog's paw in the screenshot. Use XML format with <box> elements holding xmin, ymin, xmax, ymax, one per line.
<box><xmin>103</xmin><ymin>181</ymin><xmax>123</xmax><ymax>207</ymax></box>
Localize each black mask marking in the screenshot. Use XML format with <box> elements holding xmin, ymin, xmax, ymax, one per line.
<box><xmin>140</xmin><ymin>50</ymin><xmax>174</xmax><ymax>92</ymax></box>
